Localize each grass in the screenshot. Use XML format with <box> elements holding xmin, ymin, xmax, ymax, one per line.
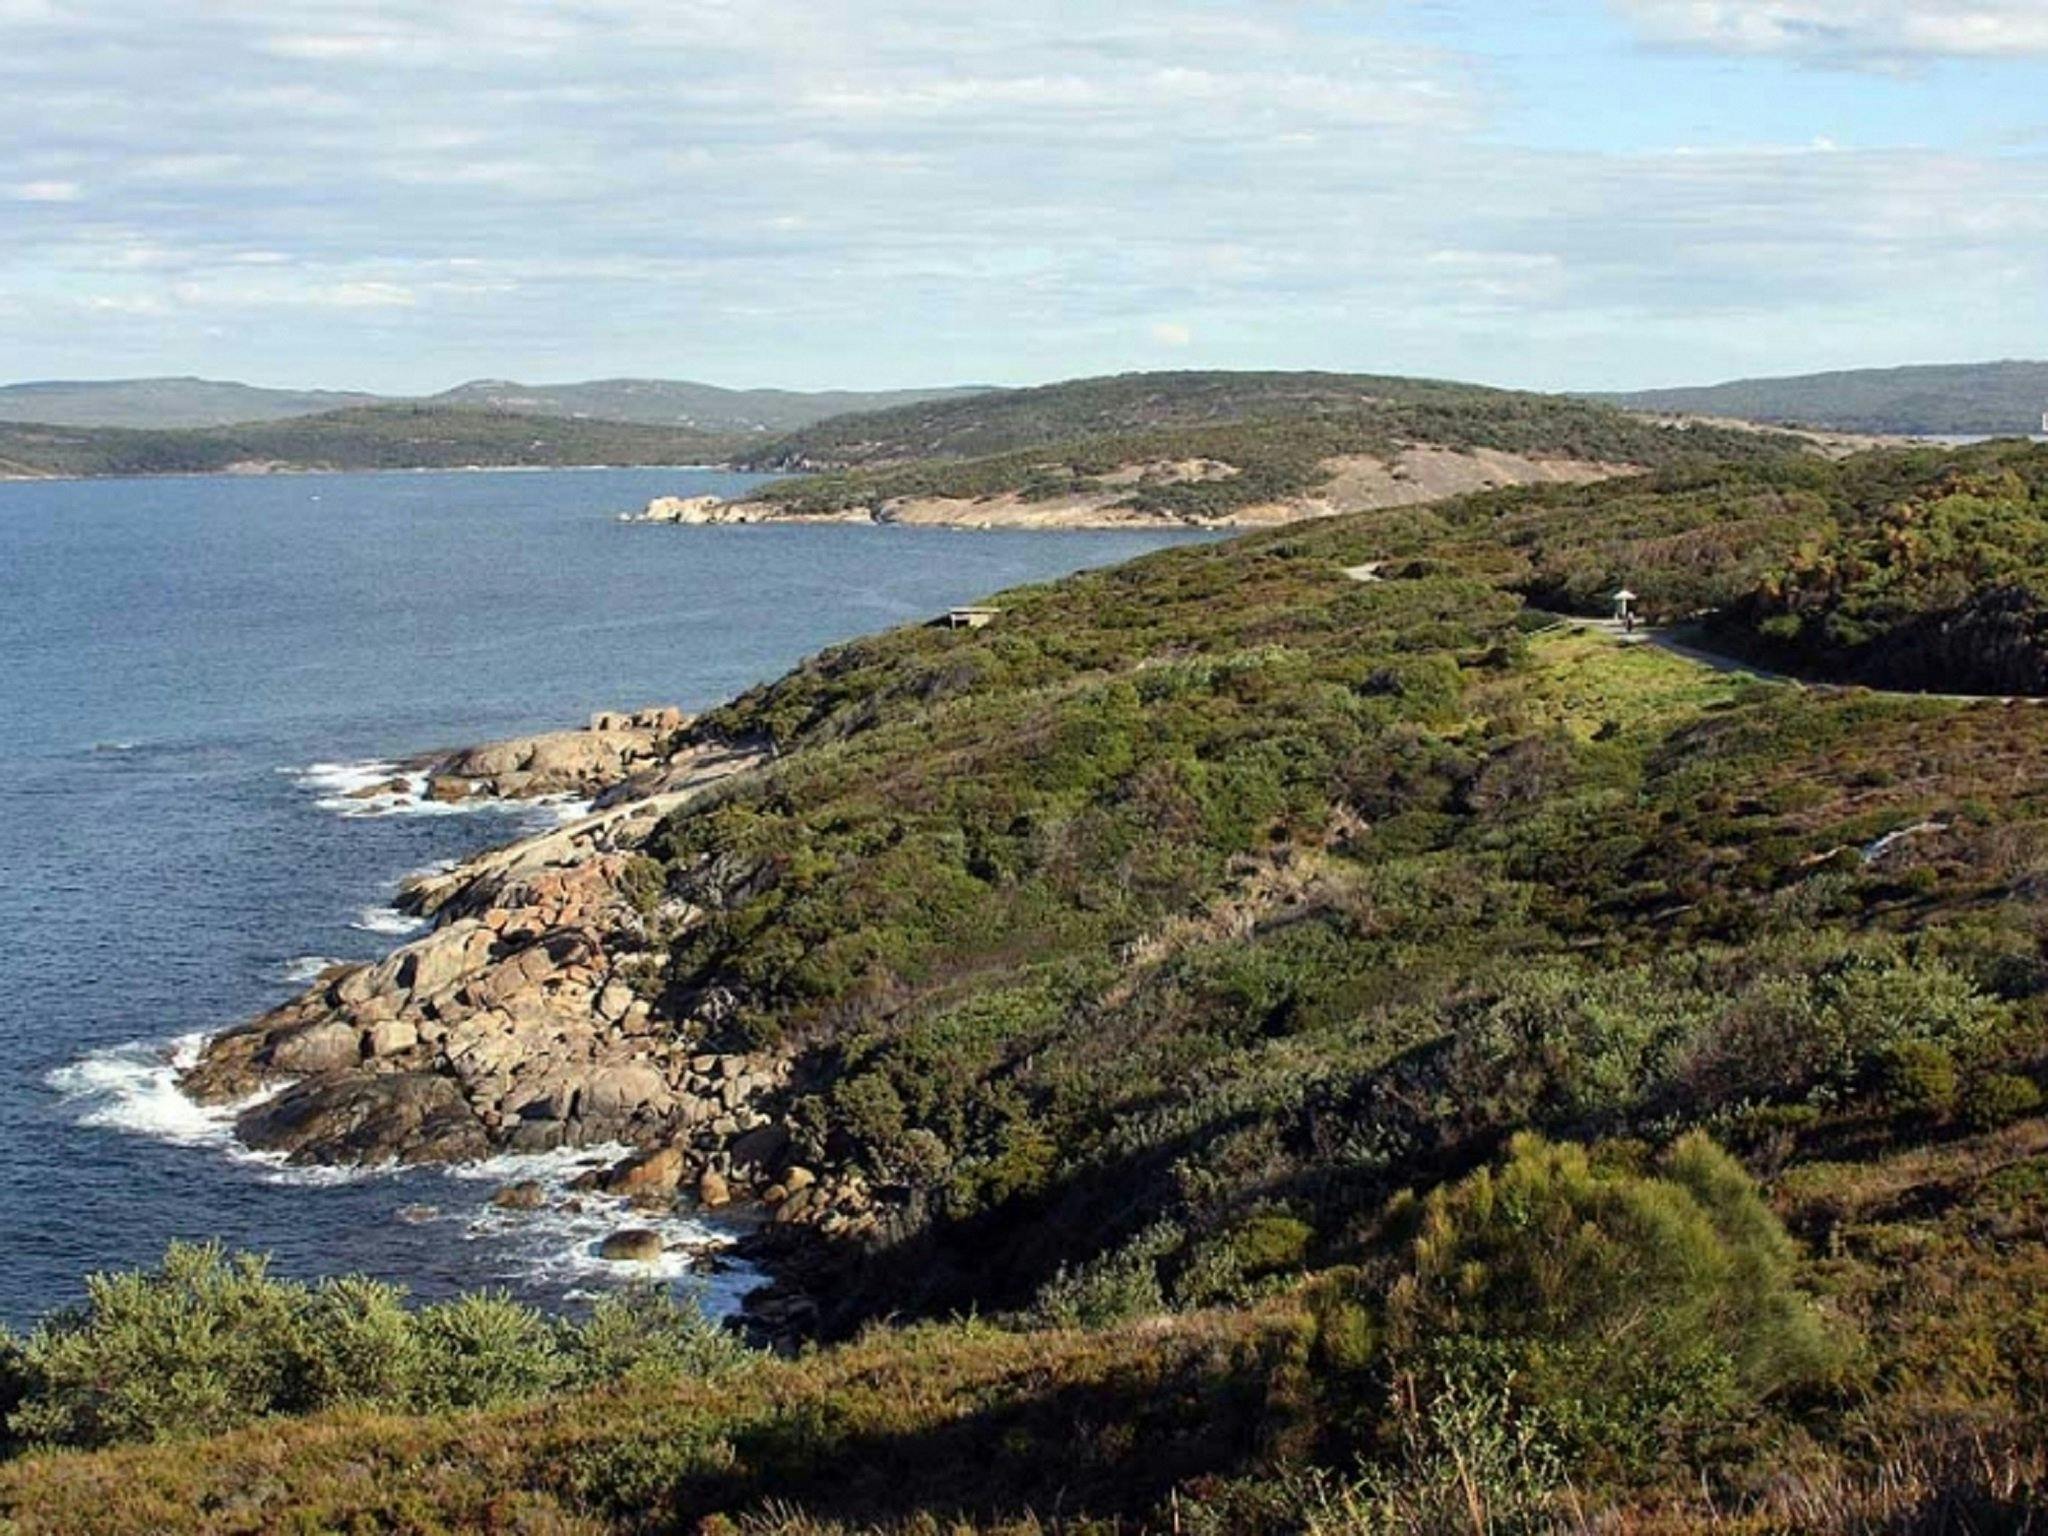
<box><xmin>1482</xmin><ymin>624</ymin><xmax>1757</xmax><ymax>740</ymax></box>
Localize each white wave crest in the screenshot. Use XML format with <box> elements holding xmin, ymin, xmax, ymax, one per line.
<box><xmin>351</xmin><ymin>905</ymin><xmax>427</xmax><ymax>936</ymax></box>
<box><xmin>278</xmin><ymin>954</ymin><xmax>348</xmax><ymax>985</ymax></box>
<box><xmin>50</xmin><ymin>1046</ymin><xmax>750</xmax><ymax>1309</ymax></box>
<box><xmin>287</xmin><ymin>759</ymin><xmax>594</xmax><ymax>824</ymax></box>
<box><xmin>285</xmin><ymin>760</ymin><xmax>450</xmax><ymax>820</ymax></box>
<box><xmin>46</xmin><ymin>1034</ymin><xmax>242</xmax><ymax>1148</ymax></box>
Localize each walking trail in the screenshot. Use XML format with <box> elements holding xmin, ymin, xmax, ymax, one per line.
<box><xmin>1338</xmin><ymin>562</ymin><xmax>2042</xmax><ymax>705</ymax></box>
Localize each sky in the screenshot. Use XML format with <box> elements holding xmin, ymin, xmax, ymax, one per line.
<box><xmin>1</xmin><ymin>0</ymin><xmax>2044</xmax><ymax>395</ymax></box>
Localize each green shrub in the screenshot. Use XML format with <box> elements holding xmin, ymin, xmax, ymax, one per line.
<box><xmin>561</xmin><ymin>1288</ymin><xmax>751</xmax><ymax>1388</ymax></box>
<box><xmin>1959</xmin><ymin>1071</ymin><xmax>2045</xmax><ymax>1132</ymax></box>
<box><xmin>412</xmin><ymin>1292</ymin><xmax>563</xmax><ymax>1411</ymax></box>
<box><xmin>1032</xmin><ymin>1222</ymin><xmax>1181</xmax><ymax>1329</ymax></box>
<box><xmin>1291</xmin><ymin>1362</ymin><xmax>1564</xmax><ymax>1535</ymax></box>
<box><xmin>617</xmin><ymin>853</ymin><xmax>669</xmax><ymax>916</ymax></box>
<box><xmin>1378</xmin><ymin>1134</ymin><xmax>1842</xmax><ymax>1477</ymax></box>
<box><xmin>1872</xmin><ymin>1040</ymin><xmax>1962</xmax><ymax>1120</ymax></box>
<box><xmin>1174</xmin><ymin>1211</ymin><xmax>1314</xmax><ymax>1307</ymax></box>
<box><xmin>6</xmin><ymin>1243</ymin><xmax>305</xmax><ymax>1448</ymax></box>
<box><xmin>3</xmin><ymin>1244</ymin><xmax>752</xmax><ymax>1452</ymax></box>
<box><xmin>283</xmin><ymin>1273</ymin><xmax>423</xmax><ymax>1411</ymax></box>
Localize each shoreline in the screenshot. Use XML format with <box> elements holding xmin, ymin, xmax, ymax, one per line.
<box><xmin>164</xmin><ymin>707</ymin><xmax>832</xmax><ymax>1326</ymax></box>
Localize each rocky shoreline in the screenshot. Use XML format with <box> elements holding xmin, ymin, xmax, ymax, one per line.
<box><xmin>180</xmin><ymin>708</ymin><xmax>878</xmax><ymax>1326</ymax></box>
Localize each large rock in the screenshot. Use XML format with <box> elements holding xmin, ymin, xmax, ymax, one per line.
<box><xmin>604</xmin><ymin>1144</ymin><xmax>685</xmax><ymax>1196</ymax></box>
<box><xmin>394</xmin><ymin>920</ymin><xmax>492</xmax><ymax>999</ymax></box>
<box><xmin>177</xmin><ymin>724</ymin><xmax>776</xmax><ymax>1176</ymax></box>
<box><xmin>366</xmin><ymin>1018</ymin><xmax>419</xmax><ymax>1058</ymax></box>
<box><xmin>421</xmin><ymin>718</ymin><xmax>679</xmax><ymax>801</ymax></box>
<box><xmin>267</xmin><ymin>1021</ymin><xmax>361</xmax><ymax>1076</ymax></box>
<box><xmin>579</xmin><ymin>1062</ymin><xmax>670</xmax><ymax>1122</ymax></box>
<box><xmin>598</xmin><ymin>1229</ymin><xmax>665</xmax><ymax>1262</ymax></box>
<box><xmin>236</xmin><ymin>1073</ymin><xmax>491</xmax><ymax>1164</ymax></box>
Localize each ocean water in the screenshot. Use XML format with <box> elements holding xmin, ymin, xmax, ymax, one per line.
<box><xmin>0</xmin><ymin>467</ymin><xmax>1208</xmax><ymax>1327</ymax></box>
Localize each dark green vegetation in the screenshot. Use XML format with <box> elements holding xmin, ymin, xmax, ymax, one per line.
<box><xmin>1712</xmin><ymin>442</ymin><xmax>2048</xmax><ymax>695</ymax></box>
<box><xmin>428</xmin><ymin>378</ymin><xmax>991</xmax><ymax>432</ymax></box>
<box><xmin>0</xmin><ymin>405</ymin><xmax>739</xmax><ymax>479</ymax></box>
<box><xmin>1606</xmin><ymin>358</ymin><xmax>2048</xmax><ymax>436</ymax></box>
<box><xmin>0</xmin><ymin>375</ymin><xmax>984</xmax><ymax>432</ymax></box>
<box><xmin>739</xmin><ymin>369</ymin><xmax>1797</xmax><ymax>521</ymax></box>
<box><xmin>10</xmin><ymin>442</ymin><xmax>2048</xmax><ymax>1530</ymax></box>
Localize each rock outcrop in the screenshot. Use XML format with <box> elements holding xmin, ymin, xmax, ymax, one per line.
<box><xmin>183</xmin><ymin>709</ymin><xmax>887</xmax><ymax>1256</ymax></box>
<box><xmin>182</xmin><ymin>730</ymin><xmax>773</xmax><ymax>1161</ymax></box>
<box><xmin>415</xmin><ymin>707</ymin><xmax>688</xmax><ymax>804</ymax></box>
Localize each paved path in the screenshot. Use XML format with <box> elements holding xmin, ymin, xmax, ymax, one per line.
<box><xmin>1567</xmin><ymin>615</ymin><xmax>2038</xmax><ymax>704</ymax></box>
<box><xmin>1339</xmin><ymin>564</ymin><xmax>2042</xmax><ymax>704</ymax></box>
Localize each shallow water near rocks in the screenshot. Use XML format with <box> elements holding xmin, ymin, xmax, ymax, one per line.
<box><xmin>0</xmin><ymin>467</ymin><xmax>1210</xmax><ymax>1327</ymax></box>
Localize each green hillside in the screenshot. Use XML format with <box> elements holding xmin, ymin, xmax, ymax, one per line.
<box><xmin>742</xmin><ymin>368</ymin><xmax>1788</xmax><ymax>470</ymax></box>
<box><xmin>8</xmin><ymin>442</ymin><xmax>2048</xmax><ymax>1530</ymax></box>
<box><xmin>0</xmin><ymin>405</ymin><xmax>740</xmax><ymax>479</ymax></box>
<box><xmin>742</xmin><ymin>370</ymin><xmax>1801</xmax><ymax>521</ymax></box>
<box><xmin>1606</xmin><ymin>359</ymin><xmax>2048</xmax><ymax>436</ymax></box>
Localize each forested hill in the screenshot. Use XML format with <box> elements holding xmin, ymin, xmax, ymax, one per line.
<box><xmin>1605</xmin><ymin>359</ymin><xmax>2048</xmax><ymax>436</ymax></box>
<box><xmin>741</xmin><ymin>368</ymin><xmax>1788</xmax><ymax>470</ymax></box>
<box><xmin>732</xmin><ymin>368</ymin><xmax>1804</xmax><ymax>523</ymax></box>
<box><xmin>0</xmin><ymin>405</ymin><xmax>739</xmax><ymax>479</ymax></box>
<box><xmin>10</xmin><ymin>443</ymin><xmax>2047</xmax><ymax>1531</ymax></box>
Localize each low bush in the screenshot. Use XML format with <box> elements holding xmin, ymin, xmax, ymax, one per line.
<box><xmin>1961</xmin><ymin>1071</ymin><xmax>2045</xmax><ymax>1132</ymax></box>
<box><xmin>1031</xmin><ymin>1222</ymin><xmax>1181</xmax><ymax>1329</ymax></box>
<box><xmin>1</xmin><ymin>1243</ymin><xmax>748</xmax><ymax>1452</ymax></box>
<box><xmin>1373</xmin><ymin>1134</ymin><xmax>1844</xmax><ymax>1479</ymax></box>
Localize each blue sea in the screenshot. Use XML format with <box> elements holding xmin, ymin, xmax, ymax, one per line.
<box><xmin>0</xmin><ymin>467</ymin><xmax>1206</xmax><ymax>1328</ymax></box>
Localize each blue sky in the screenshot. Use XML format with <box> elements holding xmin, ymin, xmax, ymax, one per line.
<box><xmin>1</xmin><ymin>0</ymin><xmax>2044</xmax><ymax>394</ymax></box>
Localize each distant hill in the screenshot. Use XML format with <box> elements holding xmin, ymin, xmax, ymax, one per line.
<box><xmin>739</xmin><ymin>370</ymin><xmax>1447</xmax><ymax>469</ymax></box>
<box><xmin>425</xmin><ymin>378</ymin><xmax>991</xmax><ymax>433</ymax></box>
<box><xmin>0</xmin><ymin>377</ymin><xmax>380</xmax><ymax>430</ymax></box>
<box><xmin>1603</xmin><ymin>360</ymin><xmax>2048</xmax><ymax>436</ymax></box>
<box><xmin>712</xmin><ymin>369</ymin><xmax>1803</xmax><ymax>525</ymax></box>
<box><xmin>0</xmin><ymin>375</ymin><xmax>988</xmax><ymax>435</ymax></box>
<box><xmin>0</xmin><ymin>405</ymin><xmax>740</xmax><ymax>479</ymax></box>
<box><xmin>739</xmin><ymin>369</ymin><xmax>1796</xmax><ymax>475</ymax></box>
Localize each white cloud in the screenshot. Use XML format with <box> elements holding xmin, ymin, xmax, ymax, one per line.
<box><xmin>1614</xmin><ymin>1</ymin><xmax>2048</xmax><ymax>63</ymax></box>
<box><xmin>0</xmin><ymin>0</ymin><xmax>2041</xmax><ymax>389</ymax></box>
<box><xmin>10</xmin><ymin>180</ymin><xmax>81</xmax><ymax>202</ymax></box>
<box><xmin>320</xmin><ymin>280</ymin><xmax>417</xmax><ymax>308</ymax></box>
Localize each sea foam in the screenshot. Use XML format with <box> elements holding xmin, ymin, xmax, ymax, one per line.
<box><xmin>351</xmin><ymin>905</ymin><xmax>428</xmax><ymax>936</ymax></box>
<box><xmin>45</xmin><ymin>1033</ymin><xmax>242</xmax><ymax>1148</ymax></box>
<box><xmin>447</xmin><ymin>1146</ymin><xmax>754</xmax><ymax>1309</ymax></box>
<box><xmin>278</xmin><ymin>954</ymin><xmax>348</xmax><ymax>985</ymax></box>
